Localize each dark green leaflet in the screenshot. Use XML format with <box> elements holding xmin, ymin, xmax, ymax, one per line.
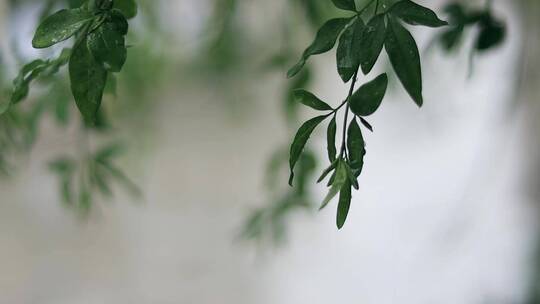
<box><xmin>360</xmin><ymin>117</ymin><xmax>373</xmax><ymax>132</ymax></box>
<box><xmin>49</xmin><ymin>158</ymin><xmax>76</xmax><ymax>205</ymax></box>
<box><xmin>359</xmin><ymin>14</ymin><xmax>386</xmax><ymax>75</ymax></box>
<box><xmin>114</xmin><ymin>0</ymin><xmax>138</xmax><ymax>19</ymax></box>
<box><xmin>11</xmin><ymin>60</ymin><xmax>48</xmax><ymax>105</ymax></box>
<box><xmin>288</xmin><ymin>18</ymin><xmax>350</xmax><ymax>78</ymax></box>
<box><xmin>344</xmin><ymin>161</ymin><xmax>359</xmax><ymax>190</ymax></box>
<box><xmin>110</xmin><ymin>9</ymin><xmax>129</xmax><ymax>35</ymax></box>
<box><xmin>87</xmin><ymin>21</ymin><xmax>127</xmax><ymax>72</ymax></box>
<box><xmin>327</xmin><ymin>116</ymin><xmax>337</xmax><ymax>162</ymax></box>
<box><xmin>440</xmin><ymin>26</ymin><xmax>464</xmax><ymax>51</ymax></box>
<box><xmin>390</xmin><ymin>0</ymin><xmax>448</xmax><ymax>28</ymax></box>
<box><xmin>336</xmin><ymin>180</ymin><xmax>352</xmax><ymax>229</ymax></box>
<box><xmin>476</xmin><ymin>16</ymin><xmax>506</xmax><ymax>51</ymax></box>
<box><xmin>69</xmin><ymin>37</ymin><xmax>108</xmax><ymax>124</ymax></box>
<box><xmin>32</xmin><ymin>9</ymin><xmax>94</xmax><ymax>48</ymax></box>
<box><xmin>385</xmin><ymin>16</ymin><xmax>423</xmax><ymax>107</ymax></box>
<box><xmin>331</xmin><ymin>0</ymin><xmax>356</xmax><ymax>11</ymax></box>
<box><xmin>336</xmin><ymin>18</ymin><xmax>364</xmax><ymax>82</ymax></box>
<box><xmin>317</xmin><ymin>160</ymin><xmax>338</xmax><ymax>183</ymax></box>
<box><xmin>349</xmin><ymin>73</ymin><xmax>388</xmax><ymax>117</ymax></box>
<box><xmin>347</xmin><ymin>119</ymin><xmax>365</xmax><ymax>171</ymax></box>
<box><xmin>289</xmin><ymin>115</ymin><xmax>328</xmax><ymax>185</ymax></box>
<box><xmin>293</xmin><ymin>90</ymin><xmax>333</xmax><ymax>111</ymax></box>
<box><xmin>320</xmin><ymin>159</ymin><xmax>348</xmax><ymax>210</ymax></box>
<box><xmin>10</xmin><ymin>49</ymin><xmax>72</xmax><ymax>107</ymax></box>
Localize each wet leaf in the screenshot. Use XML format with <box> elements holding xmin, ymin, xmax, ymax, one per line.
<box><xmin>32</xmin><ymin>9</ymin><xmax>94</xmax><ymax>49</ymax></box>
<box><xmin>69</xmin><ymin>37</ymin><xmax>108</xmax><ymax>124</ymax></box>
<box><xmin>347</xmin><ymin>119</ymin><xmax>365</xmax><ymax>171</ymax></box>
<box><xmin>385</xmin><ymin>16</ymin><xmax>423</xmax><ymax>106</ymax></box>
<box><xmin>337</xmin><ymin>18</ymin><xmax>364</xmax><ymax>82</ymax></box>
<box><xmin>359</xmin><ymin>14</ymin><xmax>386</xmax><ymax>75</ymax></box>
<box><xmin>390</xmin><ymin>0</ymin><xmax>448</xmax><ymax>27</ymax></box>
<box><xmin>293</xmin><ymin>90</ymin><xmax>333</xmax><ymax>111</ymax></box>
<box><xmin>349</xmin><ymin>73</ymin><xmax>388</xmax><ymax>116</ymax></box>
<box><xmin>288</xmin><ymin>18</ymin><xmax>350</xmax><ymax>78</ymax></box>
<box><xmin>336</xmin><ymin>180</ymin><xmax>351</xmax><ymax>229</ymax></box>
<box><xmin>289</xmin><ymin>115</ymin><xmax>328</xmax><ymax>185</ymax></box>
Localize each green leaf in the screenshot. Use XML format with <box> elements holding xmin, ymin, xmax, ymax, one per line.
<box><xmin>336</xmin><ymin>180</ymin><xmax>352</xmax><ymax>229</ymax></box>
<box><xmin>349</xmin><ymin>73</ymin><xmax>388</xmax><ymax>116</ymax></box>
<box><xmin>97</xmin><ymin>160</ymin><xmax>142</xmax><ymax>197</ymax></box>
<box><xmin>331</xmin><ymin>0</ymin><xmax>356</xmax><ymax>11</ymax></box>
<box><xmin>359</xmin><ymin>117</ymin><xmax>373</xmax><ymax>132</ymax></box>
<box><xmin>390</xmin><ymin>0</ymin><xmax>448</xmax><ymax>27</ymax></box>
<box><xmin>476</xmin><ymin>18</ymin><xmax>505</xmax><ymax>51</ymax></box>
<box><xmin>320</xmin><ymin>159</ymin><xmax>348</xmax><ymax>210</ymax></box>
<box><xmin>287</xmin><ymin>18</ymin><xmax>350</xmax><ymax>78</ymax></box>
<box><xmin>110</xmin><ymin>9</ymin><xmax>129</xmax><ymax>35</ymax></box>
<box><xmin>289</xmin><ymin>115</ymin><xmax>328</xmax><ymax>186</ymax></box>
<box><xmin>69</xmin><ymin>37</ymin><xmax>108</xmax><ymax>124</ymax></box>
<box><xmin>95</xmin><ymin>143</ymin><xmax>124</xmax><ymax>161</ymax></box>
<box><xmin>344</xmin><ymin>161</ymin><xmax>359</xmax><ymax>190</ymax></box>
<box><xmin>293</xmin><ymin>90</ymin><xmax>333</xmax><ymax>111</ymax></box>
<box><xmin>114</xmin><ymin>0</ymin><xmax>138</xmax><ymax>19</ymax></box>
<box><xmin>11</xmin><ymin>60</ymin><xmax>48</xmax><ymax>104</ymax></box>
<box><xmin>87</xmin><ymin>21</ymin><xmax>127</xmax><ymax>72</ymax></box>
<box><xmin>385</xmin><ymin>16</ymin><xmax>423</xmax><ymax>107</ymax></box>
<box><xmin>327</xmin><ymin>116</ymin><xmax>337</xmax><ymax>162</ymax></box>
<box><xmin>440</xmin><ymin>26</ymin><xmax>464</xmax><ymax>51</ymax></box>
<box><xmin>10</xmin><ymin>49</ymin><xmax>72</xmax><ymax>107</ymax></box>
<box><xmin>317</xmin><ymin>160</ymin><xmax>338</xmax><ymax>183</ymax></box>
<box><xmin>32</xmin><ymin>9</ymin><xmax>94</xmax><ymax>49</ymax></box>
<box><xmin>347</xmin><ymin>119</ymin><xmax>365</xmax><ymax>171</ymax></box>
<box><xmin>336</xmin><ymin>18</ymin><xmax>364</xmax><ymax>82</ymax></box>
<box><xmin>359</xmin><ymin>14</ymin><xmax>386</xmax><ymax>75</ymax></box>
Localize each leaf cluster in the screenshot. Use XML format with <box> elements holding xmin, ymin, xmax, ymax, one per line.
<box><xmin>9</xmin><ymin>0</ymin><xmax>137</xmax><ymax>124</ymax></box>
<box><xmin>438</xmin><ymin>2</ymin><xmax>506</xmax><ymax>53</ymax></box>
<box><xmin>49</xmin><ymin>143</ymin><xmax>141</xmax><ymax>212</ymax></box>
<box><xmin>287</xmin><ymin>0</ymin><xmax>447</xmax><ymax>228</ymax></box>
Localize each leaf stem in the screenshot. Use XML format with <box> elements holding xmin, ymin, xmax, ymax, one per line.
<box><xmin>339</xmin><ymin>68</ymin><xmax>359</xmax><ymax>158</ymax></box>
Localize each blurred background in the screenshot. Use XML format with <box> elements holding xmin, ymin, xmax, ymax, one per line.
<box><xmin>1</xmin><ymin>0</ymin><xmax>540</xmax><ymax>303</ymax></box>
